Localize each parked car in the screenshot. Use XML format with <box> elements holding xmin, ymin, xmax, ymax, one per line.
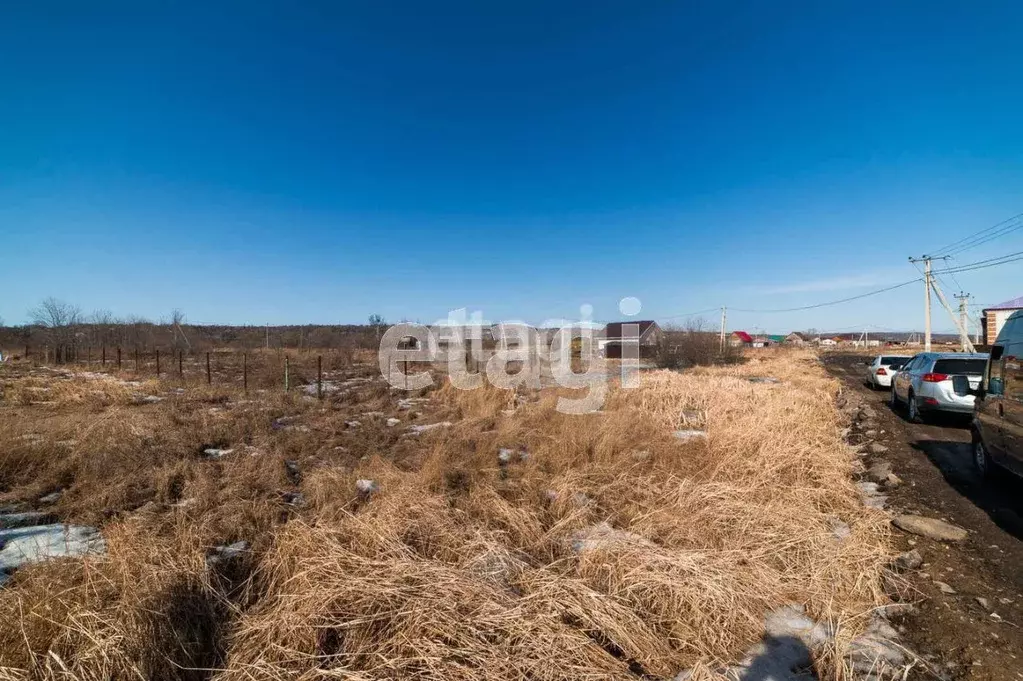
<box><xmin>864</xmin><ymin>354</ymin><xmax>911</xmax><ymax>389</ymax></box>
<box><xmin>890</xmin><ymin>352</ymin><xmax>989</xmax><ymax>422</ymax></box>
<box><xmin>953</xmin><ymin>310</ymin><xmax>1023</xmax><ymax>479</ymax></box>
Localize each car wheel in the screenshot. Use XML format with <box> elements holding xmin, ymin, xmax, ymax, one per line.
<box><xmin>889</xmin><ymin>386</ymin><xmax>900</xmax><ymax>410</ymax></box>
<box><xmin>974</xmin><ymin>437</ymin><xmax>992</xmax><ymax>479</ymax></box>
<box><xmin>907</xmin><ymin>392</ymin><xmax>922</xmax><ymax>423</ymax></box>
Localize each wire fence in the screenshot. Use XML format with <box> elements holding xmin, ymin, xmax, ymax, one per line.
<box><xmin>1</xmin><ymin>345</ymin><xmax>422</xmax><ymax>399</ymax></box>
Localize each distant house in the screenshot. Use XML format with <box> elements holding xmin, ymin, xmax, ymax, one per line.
<box><xmin>600</xmin><ymin>320</ymin><xmax>663</xmax><ymax>358</ymax></box>
<box><xmin>982</xmin><ymin>296</ymin><xmax>1023</xmax><ymax>345</ymax></box>
<box><xmin>819</xmin><ymin>338</ymin><xmax>838</xmax><ymax>347</ymax></box>
<box><xmin>784</xmin><ymin>332</ymin><xmax>808</xmax><ymax>345</ymax></box>
<box><xmin>729</xmin><ymin>331</ymin><xmax>753</xmax><ymax>347</ymax></box>
<box><xmin>750</xmin><ymin>334</ymin><xmax>785</xmax><ymax>348</ymax></box>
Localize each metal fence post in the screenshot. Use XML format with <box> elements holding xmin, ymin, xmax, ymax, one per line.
<box><xmin>156</xmin><ymin>349</ymin><xmax>160</xmax><ymax>377</ymax></box>
<box><xmin>178</xmin><ymin>350</ymin><xmax>183</xmax><ymax>378</ymax></box>
<box><xmin>102</xmin><ymin>346</ymin><xmax>106</xmax><ymax>366</ymax></box>
<box><xmin>243</xmin><ymin>353</ymin><xmax>248</xmax><ymax>393</ymax></box>
<box><xmin>117</xmin><ymin>347</ymin><xmax>121</xmax><ymax>370</ymax></box>
<box><xmin>134</xmin><ymin>347</ymin><xmax>139</xmax><ymax>372</ymax></box>
<box><xmin>206</xmin><ymin>352</ymin><xmax>211</xmax><ymax>385</ymax></box>
<box><xmin>317</xmin><ymin>355</ymin><xmax>323</xmax><ymax>399</ymax></box>
<box><xmin>284</xmin><ymin>355</ymin><xmax>290</xmax><ymax>392</ymax></box>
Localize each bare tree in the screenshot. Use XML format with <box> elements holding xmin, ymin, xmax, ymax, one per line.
<box><xmin>170</xmin><ymin>308</ymin><xmax>191</xmax><ymax>351</ymax></box>
<box><xmin>29</xmin><ymin>298</ymin><xmax>82</xmax><ymax>361</ymax></box>
<box><xmin>368</xmin><ymin>314</ymin><xmax>385</xmax><ymax>343</ymax></box>
<box><xmin>30</xmin><ymin>297</ymin><xmax>81</xmax><ymax>329</ymax></box>
<box><xmin>657</xmin><ymin>317</ymin><xmax>738</xmax><ymax>369</ymax></box>
<box><xmin>90</xmin><ymin>309</ymin><xmax>114</xmax><ymax>325</ymax></box>
<box><xmin>88</xmin><ymin>309</ymin><xmax>116</xmax><ymax>348</ymax></box>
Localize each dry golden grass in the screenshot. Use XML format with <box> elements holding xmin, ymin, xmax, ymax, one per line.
<box><xmin>0</xmin><ymin>349</ymin><xmax>893</xmax><ymax>680</ymax></box>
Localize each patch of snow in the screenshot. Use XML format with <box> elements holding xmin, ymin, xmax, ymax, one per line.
<box><xmin>38</xmin><ymin>491</ymin><xmax>63</xmax><ymax>505</ymax></box>
<box><xmin>207</xmin><ymin>540</ymin><xmax>249</xmax><ymax>565</ymax></box>
<box><xmin>0</xmin><ymin>512</ymin><xmax>52</xmax><ymax>529</ymax></box>
<box><xmin>0</xmin><ymin>524</ymin><xmax>105</xmax><ymax>575</ymax></box>
<box><xmin>406</xmin><ymin>421</ymin><xmax>453</xmax><ymax>435</ymax></box>
<box><xmin>355</xmin><ymin>479</ymin><xmax>379</xmax><ymax>495</ymax></box>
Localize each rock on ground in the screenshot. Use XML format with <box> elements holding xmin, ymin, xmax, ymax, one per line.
<box><xmin>893</xmin><ymin>549</ymin><xmax>924</xmax><ymax>572</ymax></box>
<box><xmin>675</xmin><ymin>605</ymin><xmax>911</xmax><ymax>681</ymax></box>
<box><xmin>847</xmin><ymin>618</ymin><xmax>908</xmax><ymax>674</ymax></box>
<box><xmin>893</xmin><ymin>515</ymin><xmax>969</xmax><ymax>542</ymax></box>
<box><xmin>866</xmin><ymin>461</ymin><xmax>893</xmax><ymax>483</ymax></box>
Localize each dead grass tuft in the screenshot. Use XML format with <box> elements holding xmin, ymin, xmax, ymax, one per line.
<box><xmin>0</xmin><ymin>349</ymin><xmax>894</xmax><ymax>680</ymax></box>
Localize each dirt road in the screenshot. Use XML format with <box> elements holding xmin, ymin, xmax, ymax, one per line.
<box><xmin>823</xmin><ymin>353</ymin><xmax>1023</xmax><ymax>680</ymax></box>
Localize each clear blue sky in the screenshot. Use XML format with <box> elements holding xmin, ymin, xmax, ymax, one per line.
<box><xmin>2</xmin><ymin>1</ymin><xmax>1021</xmax><ymax>333</ymax></box>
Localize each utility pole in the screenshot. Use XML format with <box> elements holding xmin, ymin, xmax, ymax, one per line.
<box><xmin>719</xmin><ymin>307</ymin><xmax>727</xmax><ymax>352</ymax></box>
<box><xmin>909</xmin><ymin>255</ymin><xmax>948</xmax><ymax>352</ymax></box>
<box><xmin>954</xmin><ymin>292</ymin><xmax>971</xmax><ymax>352</ymax></box>
<box><xmin>929</xmin><ymin>276</ymin><xmax>976</xmax><ymax>353</ymax></box>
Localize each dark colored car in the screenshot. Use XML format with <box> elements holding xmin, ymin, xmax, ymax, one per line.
<box><xmin>953</xmin><ymin>310</ymin><xmax>1023</xmax><ymax>478</ymax></box>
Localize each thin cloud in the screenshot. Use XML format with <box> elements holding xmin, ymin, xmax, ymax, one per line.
<box><xmin>753</xmin><ymin>270</ymin><xmax>910</xmax><ymax>295</ymax></box>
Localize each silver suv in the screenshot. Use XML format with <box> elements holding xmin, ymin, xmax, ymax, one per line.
<box><xmin>890</xmin><ymin>351</ymin><xmax>988</xmax><ymax>422</ymax></box>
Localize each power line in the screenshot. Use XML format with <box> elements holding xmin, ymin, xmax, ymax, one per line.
<box><xmin>932</xmin><ymin>250</ymin><xmax>1023</xmax><ymax>275</ymax></box>
<box><xmin>932</xmin><ymin>212</ymin><xmax>1023</xmax><ymax>258</ymax></box>
<box><xmin>729</xmin><ymin>278</ymin><xmax>921</xmax><ymax>314</ymax></box>
<box><xmin>653</xmin><ymin>245</ymin><xmax>1020</xmax><ymax>322</ymax></box>
<box><xmin>654</xmin><ymin>307</ymin><xmax>721</xmax><ymax>321</ymax></box>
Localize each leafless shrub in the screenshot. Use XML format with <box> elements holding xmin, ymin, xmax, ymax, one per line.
<box><xmin>656</xmin><ymin>319</ymin><xmax>742</xmax><ymax>369</ymax></box>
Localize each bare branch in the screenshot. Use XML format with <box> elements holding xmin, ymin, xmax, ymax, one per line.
<box><xmin>29</xmin><ymin>297</ymin><xmax>81</xmax><ymax>329</ymax></box>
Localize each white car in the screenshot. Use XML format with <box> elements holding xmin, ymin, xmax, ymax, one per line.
<box><xmin>865</xmin><ymin>354</ymin><xmax>911</xmax><ymax>389</ymax></box>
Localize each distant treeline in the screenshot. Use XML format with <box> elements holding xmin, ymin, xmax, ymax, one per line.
<box><xmin>0</xmin><ymin>322</ymin><xmax>385</xmax><ymax>354</ymax></box>
<box><xmin>0</xmin><ymin>298</ymin><xmax>388</xmax><ymax>355</ymax></box>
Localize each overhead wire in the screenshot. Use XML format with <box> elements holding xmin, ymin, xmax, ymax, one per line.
<box><xmin>653</xmin><ymin>307</ymin><xmax>721</xmax><ymax>321</ymax></box>
<box><xmin>931</xmin><ymin>212</ymin><xmax>1023</xmax><ymax>258</ymax></box>
<box><xmin>652</xmin><ymin>239</ymin><xmax>1021</xmax><ymax>322</ymax></box>
<box><xmin>933</xmin><ymin>250</ymin><xmax>1023</xmax><ymax>274</ymax></box>
<box><xmin>729</xmin><ymin>278</ymin><xmax>921</xmax><ymax>314</ymax></box>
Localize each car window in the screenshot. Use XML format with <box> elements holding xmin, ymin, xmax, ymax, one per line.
<box><xmin>880</xmin><ymin>356</ymin><xmax>908</xmax><ymax>368</ymax></box>
<box><xmin>1008</xmin><ymin>315</ymin><xmax>1023</xmax><ymax>343</ymax></box>
<box><xmin>933</xmin><ymin>358</ymin><xmax>987</xmax><ymax>375</ymax></box>
<box><xmin>986</xmin><ymin>347</ymin><xmax>1005</xmax><ymax>396</ymax></box>
<box><xmin>1005</xmin><ymin>342</ymin><xmax>1023</xmax><ymax>402</ymax></box>
<box><xmin>996</xmin><ymin>314</ymin><xmax>1023</xmax><ymax>345</ymax></box>
<box><xmin>905</xmin><ymin>356</ymin><xmax>924</xmax><ymax>372</ymax></box>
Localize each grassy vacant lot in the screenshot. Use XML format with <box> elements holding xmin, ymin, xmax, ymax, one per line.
<box><xmin>0</xmin><ymin>348</ymin><xmax>893</xmax><ymax>681</ymax></box>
